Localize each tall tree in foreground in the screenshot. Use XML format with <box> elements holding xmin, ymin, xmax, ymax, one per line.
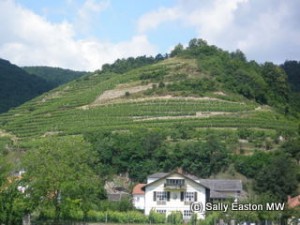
<box><xmin>254</xmin><ymin>152</ymin><xmax>298</xmax><ymax>202</ymax></box>
<box><xmin>22</xmin><ymin>136</ymin><xmax>104</xmax><ymax>222</ymax></box>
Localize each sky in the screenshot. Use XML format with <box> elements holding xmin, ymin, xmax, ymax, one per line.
<box><xmin>0</xmin><ymin>0</ymin><xmax>299</xmax><ymax>71</ymax></box>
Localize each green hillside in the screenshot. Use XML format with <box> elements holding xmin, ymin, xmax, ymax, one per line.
<box><xmin>0</xmin><ymin>41</ymin><xmax>298</xmax><ymax>142</ymax></box>
<box><xmin>23</xmin><ymin>66</ymin><xmax>87</xmax><ymax>88</ymax></box>
<box><xmin>0</xmin><ymin>57</ymin><xmax>297</xmax><ymax>141</ymax></box>
<box><xmin>0</xmin><ymin>59</ymin><xmax>52</xmax><ymax>113</ymax></box>
<box><xmin>0</xmin><ymin>39</ymin><xmax>299</xmax><ymax>223</ymax></box>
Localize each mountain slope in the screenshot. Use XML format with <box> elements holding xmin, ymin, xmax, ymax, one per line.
<box><xmin>0</xmin><ymin>59</ymin><xmax>52</xmax><ymax>113</ymax></box>
<box><xmin>0</xmin><ymin>40</ymin><xmax>298</xmax><ymax>152</ymax></box>
<box><xmin>0</xmin><ymin>39</ymin><xmax>299</xmax><ymax>192</ymax></box>
<box><xmin>23</xmin><ymin>66</ymin><xmax>87</xmax><ymax>88</ymax></box>
<box><xmin>0</xmin><ymin>56</ymin><xmax>297</xmax><ymax>143</ymax></box>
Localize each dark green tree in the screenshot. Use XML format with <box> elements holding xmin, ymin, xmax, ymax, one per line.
<box><xmin>280</xmin><ymin>138</ymin><xmax>300</xmax><ymax>164</ymax></box>
<box><xmin>22</xmin><ymin>136</ymin><xmax>103</xmax><ymax>222</ymax></box>
<box><xmin>182</xmin><ymin>135</ymin><xmax>229</xmax><ymax>177</ymax></box>
<box><xmin>170</xmin><ymin>43</ymin><xmax>184</xmax><ymax>57</ymax></box>
<box><xmin>262</xmin><ymin>62</ymin><xmax>290</xmax><ymax>106</ymax></box>
<box><xmin>281</xmin><ymin>60</ymin><xmax>300</xmax><ymax>92</ymax></box>
<box><xmin>254</xmin><ymin>152</ymin><xmax>298</xmax><ymax>201</ymax></box>
<box><xmin>234</xmin><ymin>151</ymin><xmax>272</xmax><ymax>178</ymax></box>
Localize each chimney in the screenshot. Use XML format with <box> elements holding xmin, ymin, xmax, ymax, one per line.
<box><xmin>177</xmin><ymin>167</ymin><xmax>183</xmax><ymax>174</ymax></box>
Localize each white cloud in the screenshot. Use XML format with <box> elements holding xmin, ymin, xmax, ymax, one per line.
<box><xmin>186</xmin><ymin>0</ymin><xmax>248</xmax><ymax>40</ymax></box>
<box><xmin>76</xmin><ymin>0</ymin><xmax>110</xmax><ymax>34</ymax></box>
<box><xmin>137</xmin><ymin>0</ymin><xmax>300</xmax><ymax>63</ymax></box>
<box><xmin>137</xmin><ymin>7</ymin><xmax>181</xmax><ymax>33</ymax></box>
<box><xmin>0</xmin><ymin>0</ymin><xmax>157</xmax><ymax>71</ymax></box>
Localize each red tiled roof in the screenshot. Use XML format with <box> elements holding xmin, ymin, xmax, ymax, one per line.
<box><xmin>132</xmin><ymin>183</ymin><xmax>146</xmax><ymax>195</ymax></box>
<box><xmin>288</xmin><ymin>195</ymin><xmax>300</xmax><ymax>208</ymax></box>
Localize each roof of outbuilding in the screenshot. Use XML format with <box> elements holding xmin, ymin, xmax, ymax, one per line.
<box><xmin>132</xmin><ymin>183</ymin><xmax>146</xmax><ymax>195</ymax></box>
<box><xmin>107</xmin><ymin>193</ymin><xmax>130</xmax><ymax>201</ymax></box>
<box><xmin>199</xmin><ymin>179</ymin><xmax>242</xmax><ymax>192</ymax></box>
<box><xmin>209</xmin><ymin>190</ymin><xmax>232</xmax><ymax>199</ymax></box>
<box><xmin>288</xmin><ymin>195</ymin><xmax>300</xmax><ymax>208</ymax></box>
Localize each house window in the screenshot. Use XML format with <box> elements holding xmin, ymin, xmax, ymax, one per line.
<box><xmin>156</xmin><ymin>191</ymin><xmax>168</xmax><ymax>201</ymax></box>
<box><xmin>181</xmin><ymin>192</ymin><xmax>197</xmax><ymax>204</ymax></box>
<box><xmin>166</xmin><ymin>179</ymin><xmax>185</xmax><ymax>186</ymax></box>
<box><xmin>154</xmin><ymin>191</ymin><xmax>170</xmax><ymax>204</ymax></box>
<box><xmin>183</xmin><ymin>210</ymin><xmax>192</xmax><ymax>217</ymax></box>
<box><xmin>157</xmin><ymin>209</ymin><xmax>166</xmax><ymax>214</ymax></box>
<box><xmin>185</xmin><ymin>192</ymin><xmax>195</xmax><ymax>202</ymax></box>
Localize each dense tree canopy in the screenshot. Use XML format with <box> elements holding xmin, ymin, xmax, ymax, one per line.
<box><xmin>254</xmin><ymin>152</ymin><xmax>299</xmax><ymax>201</ymax></box>
<box><xmin>23</xmin><ymin>66</ymin><xmax>87</xmax><ymax>88</ymax></box>
<box><xmin>168</xmin><ymin>38</ymin><xmax>297</xmax><ymax>112</ymax></box>
<box><xmin>282</xmin><ymin>60</ymin><xmax>300</xmax><ymax>92</ymax></box>
<box><xmin>22</xmin><ymin>136</ymin><xmax>104</xmax><ymax>221</ymax></box>
<box><xmin>86</xmin><ymin>130</ymin><xmax>230</xmax><ymax>181</ymax></box>
<box><xmin>100</xmin><ymin>55</ymin><xmax>166</xmax><ymax>74</ymax></box>
<box><xmin>0</xmin><ymin>59</ymin><xmax>52</xmax><ymax>113</ymax></box>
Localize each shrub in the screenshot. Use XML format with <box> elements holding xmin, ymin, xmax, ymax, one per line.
<box><xmin>38</xmin><ymin>208</ymin><xmax>55</xmax><ymax>220</ymax></box>
<box><xmin>237</xmin><ymin>128</ymin><xmax>253</xmax><ymax>139</ymax></box>
<box><xmin>97</xmin><ymin>198</ymin><xmax>134</xmax><ymax>212</ymax></box>
<box><xmin>126</xmin><ymin>211</ymin><xmax>148</xmax><ymax>223</ymax></box>
<box><xmin>188</xmin><ymin>213</ymin><xmax>198</xmax><ymax>225</ymax></box>
<box><xmin>87</xmin><ymin>210</ymin><xmax>147</xmax><ymax>223</ymax></box>
<box><xmin>86</xmin><ymin>210</ymin><xmax>106</xmax><ymax>222</ymax></box>
<box><xmin>149</xmin><ymin>210</ymin><xmax>166</xmax><ymax>223</ymax></box>
<box><xmin>167</xmin><ymin>211</ymin><xmax>183</xmax><ymax>225</ymax></box>
<box><xmin>139</xmin><ymin>69</ymin><xmax>167</xmax><ymax>81</ymax></box>
<box><xmin>107</xmin><ymin>211</ymin><xmax>125</xmax><ymax>223</ymax></box>
<box><xmin>66</xmin><ymin>210</ymin><xmax>84</xmax><ymax>221</ymax></box>
<box><xmin>158</xmin><ymin>81</ymin><xmax>165</xmax><ymax>88</ymax></box>
<box><xmin>61</xmin><ymin>199</ymin><xmax>84</xmax><ymax>221</ymax></box>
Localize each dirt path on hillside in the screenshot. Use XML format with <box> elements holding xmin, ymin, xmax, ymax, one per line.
<box><xmin>133</xmin><ymin>111</ymin><xmax>234</xmax><ymax>121</ymax></box>
<box><xmin>93</xmin><ymin>83</ymin><xmax>154</xmax><ymax>105</ymax></box>
<box><xmin>79</xmin><ymin>94</ymin><xmax>237</xmax><ymax>110</ymax></box>
<box><xmin>79</xmin><ymin>82</ymin><xmax>243</xmax><ymax>110</ymax></box>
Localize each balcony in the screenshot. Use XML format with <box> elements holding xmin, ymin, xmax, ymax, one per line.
<box><xmin>164</xmin><ymin>183</ymin><xmax>187</xmax><ymax>190</ymax></box>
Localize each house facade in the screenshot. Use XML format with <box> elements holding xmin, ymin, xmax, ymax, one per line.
<box><xmin>132</xmin><ymin>170</ymin><xmax>243</xmax><ymax>221</ymax></box>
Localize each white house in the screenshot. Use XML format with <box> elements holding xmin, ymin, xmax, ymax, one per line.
<box><xmin>132</xmin><ymin>170</ymin><xmax>243</xmax><ymax>221</ymax></box>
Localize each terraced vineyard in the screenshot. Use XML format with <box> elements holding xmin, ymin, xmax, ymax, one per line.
<box><xmin>0</xmin><ymin>58</ymin><xmax>298</xmax><ymax>147</ymax></box>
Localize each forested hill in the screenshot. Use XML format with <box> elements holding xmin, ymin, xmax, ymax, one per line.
<box><xmin>23</xmin><ymin>66</ymin><xmax>87</xmax><ymax>88</ymax></box>
<box><xmin>0</xmin><ymin>59</ymin><xmax>52</xmax><ymax>113</ymax></box>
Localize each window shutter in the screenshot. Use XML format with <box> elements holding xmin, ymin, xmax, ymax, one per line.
<box><xmin>181</xmin><ymin>192</ymin><xmax>184</xmax><ymax>201</ymax></box>
<box><xmin>153</xmin><ymin>191</ymin><xmax>156</xmax><ymax>201</ymax></box>
<box><xmin>167</xmin><ymin>192</ymin><xmax>170</xmax><ymax>201</ymax></box>
<box><xmin>194</xmin><ymin>192</ymin><xmax>197</xmax><ymax>201</ymax></box>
